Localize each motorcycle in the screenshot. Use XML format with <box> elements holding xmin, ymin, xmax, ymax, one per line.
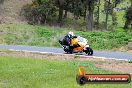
<box><xmin>59</xmin><ymin>35</ymin><xmax>93</xmax><ymax>55</ymax></box>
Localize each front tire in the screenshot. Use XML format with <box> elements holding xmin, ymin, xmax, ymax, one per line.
<box><xmin>86</xmin><ymin>47</ymin><xmax>93</xmax><ymax>55</ymax></box>
<box><xmin>76</xmin><ymin>75</ymin><xmax>86</xmax><ymax>85</ymax></box>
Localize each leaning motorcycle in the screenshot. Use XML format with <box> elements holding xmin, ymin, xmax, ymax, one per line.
<box><xmin>59</xmin><ymin>35</ymin><xmax>93</xmax><ymax>55</ymax></box>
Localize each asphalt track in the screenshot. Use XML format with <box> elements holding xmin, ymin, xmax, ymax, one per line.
<box><xmin>0</xmin><ymin>44</ymin><xmax>132</xmax><ymax>60</ymax></box>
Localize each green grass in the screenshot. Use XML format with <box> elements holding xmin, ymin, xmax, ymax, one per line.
<box><xmin>75</xmin><ymin>29</ymin><xmax>132</xmax><ymax>50</ymax></box>
<box><xmin>0</xmin><ymin>23</ymin><xmax>132</xmax><ymax>50</ymax></box>
<box><xmin>128</xmin><ymin>60</ymin><xmax>132</xmax><ymax>63</ymax></box>
<box><xmin>0</xmin><ymin>56</ymin><xmax>131</xmax><ymax>88</ymax></box>
<box><xmin>0</xmin><ymin>23</ymin><xmax>69</xmax><ymax>47</ymax></box>
<box><xmin>0</xmin><ymin>49</ymin><xmax>11</xmax><ymax>52</ymax></box>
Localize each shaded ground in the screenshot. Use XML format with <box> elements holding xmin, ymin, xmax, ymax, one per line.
<box><xmin>0</xmin><ymin>50</ymin><xmax>132</xmax><ymax>74</ymax></box>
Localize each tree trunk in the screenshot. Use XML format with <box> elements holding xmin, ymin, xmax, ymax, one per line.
<box><xmin>86</xmin><ymin>9</ymin><xmax>94</xmax><ymax>31</ymax></box>
<box><xmin>57</xmin><ymin>0</ymin><xmax>64</xmax><ymax>26</ymax></box>
<box><xmin>105</xmin><ymin>11</ymin><xmax>109</xmax><ymax>30</ymax></box>
<box><xmin>124</xmin><ymin>20</ymin><xmax>130</xmax><ymax>30</ymax></box>
<box><xmin>97</xmin><ymin>0</ymin><xmax>100</xmax><ymax>23</ymax></box>
<box><xmin>58</xmin><ymin>6</ymin><xmax>64</xmax><ymax>26</ymax></box>
<box><xmin>0</xmin><ymin>0</ymin><xmax>4</xmax><ymax>4</ymax></box>
<box><xmin>86</xmin><ymin>0</ymin><xmax>94</xmax><ymax>31</ymax></box>
<box><xmin>111</xmin><ymin>10</ymin><xmax>116</xmax><ymax>25</ymax></box>
<box><xmin>64</xmin><ymin>10</ymin><xmax>67</xmax><ymax>18</ymax></box>
<box><xmin>105</xmin><ymin>0</ymin><xmax>110</xmax><ymax>30</ymax></box>
<box><xmin>84</xmin><ymin>6</ymin><xmax>87</xmax><ymax>20</ymax></box>
<box><xmin>130</xmin><ymin>0</ymin><xmax>132</xmax><ymax>6</ymax></box>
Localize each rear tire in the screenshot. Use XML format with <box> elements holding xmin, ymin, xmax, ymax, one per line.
<box><xmin>64</xmin><ymin>47</ymin><xmax>73</xmax><ymax>54</ymax></box>
<box><xmin>68</xmin><ymin>48</ymin><xmax>73</xmax><ymax>54</ymax></box>
<box><xmin>86</xmin><ymin>47</ymin><xmax>93</xmax><ymax>55</ymax></box>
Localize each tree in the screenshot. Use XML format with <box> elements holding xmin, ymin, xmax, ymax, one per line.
<box><xmin>0</xmin><ymin>0</ymin><xmax>4</xmax><ymax>4</ymax></box>
<box><xmin>104</xmin><ymin>0</ymin><xmax>111</xmax><ymax>30</ymax></box>
<box><xmin>86</xmin><ymin>0</ymin><xmax>97</xmax><ymax>31</ymax></box>
<box><xmin>54</xmin><ymin>0</ymin><xmax>86</xmax><ymax>25</ymax></box>
<box><xmin>131</xmin><ymin>0</ymin><xmax>132</xmax><ymax>5</ymax></box>
<box><xmin>54</xmin><ymin>0</ymin><xmax>65</xmax><ymax>25</ymax></box>
<box><xmin>94</xmin><ymin>0</ymin><xmax>101</xmax><ymax>29</ymax></box>
<box><xmin>124</xmin><ymin>6</ymin><xmax>132</xmax><ymax>29</ymax></box>
<box><xmin>21</xmin><ymin>0</ymin><xmax>57</xmax><ymax>25</ymax></box>
<box><xmin>104</xmin><ymin>0</ymin><xmax>122</xmax><ymax>30</ymax></box>
<box><xmin>96</xmin><ymin>0</ymin><xmax>100</xmax><ymax>25</ymax></box>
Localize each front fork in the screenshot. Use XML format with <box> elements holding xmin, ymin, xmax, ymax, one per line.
<box><xmin>83</xmin><ymin>45</ymin><xmax>90</xmax><ymax>54</ymax></box>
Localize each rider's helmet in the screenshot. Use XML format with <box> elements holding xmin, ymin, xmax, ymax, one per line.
<box><xmin>68</xmin><ymin>31</ymin><xmax>74</xmax><ymax>38</ymax></box>
<box><xmin>68</xmin><ymin>31</ymin><xmax>74</xmax><ymax>36</ymax></box>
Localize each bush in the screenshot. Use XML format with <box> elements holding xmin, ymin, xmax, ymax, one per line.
<box><xmin>20</xmin><ymin>1</ymin><xmax>57</xmax><ymax>25</ymax></box>
<box><xmin>124</xmin><ymin>6</ymin><xmax>132</xmax><ymax>29</ymax></box>
<box><xmin>75</xmin><ymin>30</ymin><xmax>132</xmax><ymax>50</ymax></box>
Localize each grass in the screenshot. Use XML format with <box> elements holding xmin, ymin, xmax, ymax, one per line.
<box><xmin>0</xmin><ymin>56</ymin><xmax>131</xmax><ymax>88</ymax></box>
<box><xmin>128</xmin><ymin>60</ymin><xmax>132</xmax><ymax>63</ymax></box>
<box><xmin>0</xmin><ymin>23</ymin><xmax>132</xmax><ymax>50</ymax></box>
<box><xmin>0</xmin><ymin>23</ymin><xmax>68</xmax><ymax>47</ymax></box>
<box><xmin>0</xmin><ymin>49</ymin><xmax>11</xmax><ymax>52</ymax></box>
<box><xmin>75</xmin><ymin>29</ymin><xmax>132</xmax><ymax>50</ymax></box>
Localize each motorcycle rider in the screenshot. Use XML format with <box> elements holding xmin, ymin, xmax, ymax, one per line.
<box><xmin>67</xmin><ymin>31</ymin><xmax>77</xmax><ymax>44</ymax></box>
<box><xmin>59</xmin><ymin>31</ymin><xmax>80</xmax><ymax>53</ymax></box>
<box><xmin>66</xmin><ymin>31</ymin><xmax>80</xmax><ymax>52</ymax></box>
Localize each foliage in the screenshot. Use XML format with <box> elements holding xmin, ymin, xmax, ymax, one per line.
<box><xmin>0</xmin><ymin>0</ymin><xmax>4</xmax><ymax>4</ymax></box>
<box><xmin>128</xmin><ymin>60</ymin><xmax>132</xmax><ymax>63</ymax></box>
<box><xmin>20</xmin><ymin>0</ymin><xmax>131</xmax><ymax>31</ymax></box>
<box><xmin>75</xmin><ymin>29</ymin><xmax>132</xmax><ymax>50</ymax></box>
<box><xmin>124</xmin><ymin>6</ymin><xmax>132</xmax><ymax>29</ymax></box>
<box><xmin>125</xmin><ymin>7</ymin><xmax>132</xmax><ymax>20</ymax></box>
<box><xmin>21</xmin><ymin>0</ymin><xmax>57</xmax><ymax>24</ymax></box>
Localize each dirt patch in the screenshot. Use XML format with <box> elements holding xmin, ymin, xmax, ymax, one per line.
<box><xmin>0</xmin><ymin>51</ymin><xmax>74</xmax><ymax>60</ymax></box>
<box><xmin>114</xmin><ymin>42</ymin><xmax>132</xmax><ymax>54</ymax></box>
<box><xmin>0</xmin><ymin>50</ymin><xmax>104</xmax><ymax>61</ymax></box>
<box><xmin>95</xmin><ymin>62</ymin><xmax>132</xmax><ymax>74</ymax></box>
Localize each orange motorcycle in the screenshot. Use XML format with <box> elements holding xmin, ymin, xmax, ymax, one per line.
<box><xmin>59</xmin><ymin>35</ymin><xmax>93</xmax><ymax>55</ymax></box>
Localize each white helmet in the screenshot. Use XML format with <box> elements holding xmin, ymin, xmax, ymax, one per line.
<box><xmin>68</xmin><ymin>31</ymin><xmax>74</xmax><ymax>36</ymax></box>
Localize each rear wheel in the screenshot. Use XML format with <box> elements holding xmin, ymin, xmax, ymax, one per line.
<box><xmin>86</xmin><ymin>47</ymin><xmax>93</xmax><ymax>55</ymax></box>
<box><xmin>68</xmin><ymin>51</ymin><xmax>73</xmax><ymax>54</ymax></box>
<box><xmin>68</xmin><ymin>48</ymin><xmax>73</xmax><ymax>54</ymax></box>
<box><xmin>64</xmin><ymin>46</ymin><xmax>73</xmax><ymax>54</ymax></box>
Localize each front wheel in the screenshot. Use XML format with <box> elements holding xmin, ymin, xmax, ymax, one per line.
<box><xmin>85</xmin><ymin>47</ymin><xmax>93</xmax><ymax>55</ymax></box>
<box><xmin>76</xmin><ymin>75</ymin><xmax>86</xmax><ymax>85</ymax></box>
